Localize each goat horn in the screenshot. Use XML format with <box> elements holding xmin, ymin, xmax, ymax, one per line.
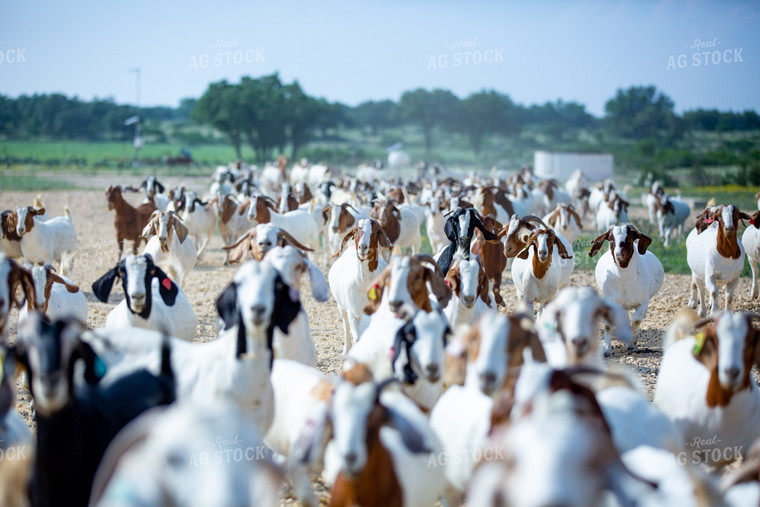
<box><xmin>522</xmin><ymin>215</ymin><xmax>550</xmax><ymax>229</ymax></box>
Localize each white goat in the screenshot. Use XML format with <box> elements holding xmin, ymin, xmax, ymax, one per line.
<box><xmin>247</xmin><ymin>195</ymin><xmax>320</xmax><ymax>252</ymax></box>
<box><xmin>92</xmin><ymin>254</ymin><xmax>197</xmax><ymax>342</ymax></box>
<box><xmin>589</xmin><ymin>224</ymin><xmax>664</xmax><ymax>356</ymax></box>
<box><xmin>543</xmin><ymin>203</ymin><xmax>583</xmax><ymax>244</ymax></box>
<box><xmin>328</xmin><ymin>219</ymin><xmax>391</xmax><ymax>353</ymax></box>
<box><xmin>536</xmin><ymin>286</ymin><xmax>633</xmax><ymax>367</ymax></box>
<box><xmin>178</xmin><ymin>191</ymin><xmax>216</xmax><ymax>260</ymax></box>
<box><xmin>443</xmin><ymin>255</ymin><xmax>491</xmax><ymax>329</ymax></box>
<box><xmin>656</xmin><ymin>193</ymin><xmax>691</xmax><ymax>247</ymax></box>
<box><xmin>323</xmin><ymin>380</ymin><xmax>447</xmax><ymax>507</ymax></box>
<box><xmin>424</xmin><ymin>197</ymin><xmax>447</xmax><ymax>255</ymax></box>
<box><xmin>141</xmin><ymin>211</ymin><xmax>196</xmax><ymax>287</ymax></box>
<box><xmin>90</xmin><ymin>400</ymin><xmax>283</xmax><ymax>507</ymax></box>
<box><xmin>18</xmin><ymin>264</ymin><xmax>87</xmax><ymax>326</ymax></box>
<box><xmin>743</xmin><ymin>211</ymin><xmax>760</xmax><ymax>299</ymax></box>
<box><xmin>687</xmin><ymin>204</ymin><xmax>750</xmax><ymax>316</ymax></box>
<box><xmin>15</xmin><ymin>206</ymin><xmax>77</xmax><ymax>266</ymax></box>
<box><xmin>595</xmin><ymin>193</ymin><xmax>629</xmax><ymax>232</ymax></box>
<box><xmin>655</xmin><ymin>311</ymin><xmax>760</xmax><ymax>466</ymax></box>
<box><xmin>511</xmin><ymin>228</ymin><xmax>574</xmax><ymax>316</ymax></box>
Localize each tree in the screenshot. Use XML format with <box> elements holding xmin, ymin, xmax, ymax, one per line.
<box><xmin>284</xmin><ymin>81</ymin><xmax>322</xmax><ymax>159</ymax></box>
<box><xmin>351</xmin><ymin>99</ymin><xmax>397</xmax><ymax>135</ymax></box>
<box><xmin>193</xmin><ymin>80</ymin><xmax>245</xmax><ymax>158</ymax></box>
<box><xmin>604</xmin><ymin>85</ymin><xmax>682</xmax><ymax>140</ymax></box>
<box><xmin>397</xmin><ymin>88</ymin><xmax>459</xmax><ymax>153</ymax></box>
<box><xmin>452</xmin><ymin>90</ymin><xmax>519</xmax><ymax>156</ymax></box>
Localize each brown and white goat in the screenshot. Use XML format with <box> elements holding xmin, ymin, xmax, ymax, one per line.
<box><xmin>0</xmin><ymin>253</ymin><xmax>35</xmax><ymax>341</ymax></box>
<box><xmin>223</xmin><ymin>223</ymin><xmax>314</xmax><ymax>264</ymax></box>
<box><xmin>470</xmin><ymin>214</ymin><xmax>506</xmax><ymax>306</ymax></box>
<box><xmin>544</xmin><ymin>203</ymin><xmax>583</xmax><ymax>243</ymax></box>
<box><xmin>105</xmin><ymin>185</ymin><xmax>157</xmax><ymax>259</ymax></box>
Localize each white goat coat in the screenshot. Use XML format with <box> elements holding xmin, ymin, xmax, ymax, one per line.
<box><xmin>742</xmin><ymin>224</ymin><xmax>760</xmax><ymax>298</ymax></box>
<box><xmin>511</xmin><ymin>239</ymin><xmax>574</xmax><ymax>311</ymax></box>
<box><xmin>104</xmin><ymin>278</ymin><xmax>197</xmax><ymax>342</ymax></box>
<box><xmin>391</xmin><ymin>205</ymin><xmax>423</xmax><ymax>254</ymax></box>
<box><xmin>658</xmin><ymin>198</ymin><xmax>691</xmax><ymax>246</ymax></box>
<box><xmin>20</xmin><ymin>215</ymin><xmax>77</xmax><ymax>265</ymax></box>
<box><xmin>142</xmin><ymin>233</ymin><xmax>197</xmax><ymax>287</ymax></box>
<box><xmin>594</xmin><ymin>249</ymin><xmax>664</xmax><ymax>316</ymax></box>
<box><xmin>654</xmin><ymin>337</ymin><xmax>760</xmax><ymax>461</ymax></box>
<box><xmin>19</xmin><ymin>275</ymin><xmax>88</xmax><ymax>325</ymax></box>
<box><xmin>686</xmin><ymin>224</ymin><xmax>745</xmax><ymax>312</ymax></box>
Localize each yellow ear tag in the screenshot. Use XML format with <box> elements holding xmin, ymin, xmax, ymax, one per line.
<box><xmin>693</xmin><ymin>332</ymin><xmax>705</xmax><ymax>355</ymax></box>
<box><xmin>369</xmin><ymin>284</ymin><xmax>378</xmax><ymax>301</ymax></box>
<box><xmin>0</xmin><ymin>349</ymin><xmax>5</xmax><ymax>385</ymax></box>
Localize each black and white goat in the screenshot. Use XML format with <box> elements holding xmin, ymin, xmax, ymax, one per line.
<box><xmin>92</xmin><ymin>253</ymin><xmax>197</xmax><ymax>341</ymax></box>
<box><xmin>15</xmin><ymin>313</ymin><xmax>175</xmax><ymax>507</ymax></box>
<box><xmin>434</xmin><ymin>207</ymin><xmax>499</xmax><ymax>275</ymax></box>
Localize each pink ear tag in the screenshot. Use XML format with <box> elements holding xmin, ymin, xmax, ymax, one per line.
<box><xmin>751</xmin><ymin>219</ymin><xmax>756</xmax><ymax>225</ymax></box>
<box><xmin>703</xmin><ymin>218</ymin><xmax>713</xmax><ymax>224</ymax></box>
<box><xmin>161</xmin><ymin>277</ymin><xmax>173</xmax><ymax>291</ymax></box>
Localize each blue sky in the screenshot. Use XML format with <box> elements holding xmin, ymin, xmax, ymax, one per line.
<box><xmin>1</xmin><ymin>0</ymin><xmax>757</xmax><ymax>116</ymax></box>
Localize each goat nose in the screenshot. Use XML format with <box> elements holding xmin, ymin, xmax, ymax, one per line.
<box><xmin>724</xmin><ymin>367</ymin><xmax>740</xmax><ymax>382</ymax></box>
<box><xmin>463</xmin><ymin>295</ymin><xmax>475</xmax><ymax>304</ymax></box>
<box><xmin>480</xmin><ymin>371</ymin><xmax>497</xmax><ymax>385</ymax></box>
<box><xmin>571</xmin><ymin>337</ymin><xmax>588</xmax><ymax>350</ymax></box>
<box><xmin>344</xmin><ymin>452</ymin><xmax>358</xmax><ymax>467</ymax></box>
<box><xmin>389</xmin><ymin>300</ymin><xmax>402</xmax><ymax>311</ymax></box>
<box><xmin>251</xmin><ymin>305</ymin><xmax>265</xmax><ymax>316</ymax></box>
<box><xmin>426</xmin><ymin>364</ymin><xmax>440</xmax><ymax>380</ymax></box>
<box><xmin>331</xmin><ymin>227</ymin><xmax>339</xmax><ymax>233</ymax></box>
<box><xmin>132</xmin><ymin>293</ymin><xmax>145</xmax><ymax>302</ymax></box>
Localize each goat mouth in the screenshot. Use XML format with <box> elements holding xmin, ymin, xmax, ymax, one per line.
<box><xmin>461</xmin><ymin>298</ymin><xmax>475</xmax><ymax>309</ymax></box>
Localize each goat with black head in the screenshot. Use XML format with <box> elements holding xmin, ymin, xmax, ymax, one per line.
<box><xmin>92</xmin><ymin>253</ymin><xmax>197</xmax><ymax>342</ymax></box>
<box><xmin>15</xmin><ymin>313</ymin><xmax>175</xmax><ymax>507</ymax></box>
<box><xmin>435</xmin><ymin>208</ymin><xmax>499</xmax><ymax>275</ymax></box>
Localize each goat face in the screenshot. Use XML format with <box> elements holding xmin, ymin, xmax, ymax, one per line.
<box><xmin>14</xmin><ymin>206</ymin><xmax>44</xmax><ymax>237</ymax></box>
<box><xmin>467</xmin><ymin>312</ymin><xmax>512</xmax><ymax>395</ymax></box>
<box><xmin>16</xmin><ymin>315</ymin><xmax>100</xmax><ymax>416</ymax></box>
<box><xmin>446</xmin><ymin>257</ymin><xmax>486</xmax><ymax>308</ymax></box>
<box><xmin>589</xmin><ymin>225</ymin><xmax>651</xmax><ymax>269</ymax></box>
<box><xmin>392</xmin><ymin>311</ymin><xmax>450</xmax><ymax>384</ymax></box>
<box><xmin>694</xmin><ymin>313</ymin><xmax>759</xmax><ymax>394</ymax></box>
<box><xmin>330</xmin><ymin>381</ymin><xmax>379</xmax><ymax>478</ymax></box>
<box><xmin>234</xmin><ymin>261</ymin><xmax>279</xmax><ymax>329</ymax></box>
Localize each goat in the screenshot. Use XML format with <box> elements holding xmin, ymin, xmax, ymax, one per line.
<box><xmin>470</xmin><ymin>214</ymin><xmax>507</xmax><ymax>307</ymax></box>
<box><xmin>471</xmin><ymin>186</ymin><xmax>516</xmax><ymax>224</ymax></box>
<box><xmin>141</xmin><ymin>210</ymin><xmax>196</xmax><ymax>287</ymax></box>
<box><xmin>686</xmin><ymin>204</ymin><xmax>751</xmax><ymax>316</ymax></box>
<box><xmin>645</xmin><ymin>181</ymin><xmax>665</xmax><ymax>227</ymax></box>
<box><xmin>15</xmin><ymin>314</ymin><xmax>175</xmax><ymax>507</ymax></box>
<box><xmin>543</xmin><ymin>203</ymin><xmax>582</xmax><ymax>243</ymax></box>
<box><xmin>589</xmin><ymin>224</ymin><xmax>664</xmax><ymax>355</ymax></box>
<box><xmin>655</xmin><ymin>193</ymin><xmax>691</xmax><ymax>247</ymax></box>
<box><xmin>278</xmin><ymin>182</ymin><xmax>299</xmax><ymax>213</ymax></box>
<box><xmin>0</xmin><ymin>253</ymin><xmax>35</xmax><ymax>341</ymax></box>
<box><xmin>743</xmin><ymin>210</ymin><xmax>760</xmax><ymax>299</ymax></box>
<box><xmin>511</xmin><ymin>228</ymin><xmax>574</xmax><ymax>316</ymax></box>
<box><xmin>328</xmin><ymin>219</ymin><xmax>392</xmax><ymax>353</ymax></box>
<box><xmin>105</xmin><ymin>185</ymin><xmax>157</xmax><ymax>259</ymax></box>
<box><xmin>430</xmin><ymin>311</ymin><xmax>546</xmax><ymax>502</ymax></box>
<box><xmin>655</xmin><ymin>311</ymin><xmax>760</xmax><ymax>466</ymax></box>
<box><xmin>18</xmin><ymin>265</ymin><xmax>86</xmax><ymax>327</ymax></box>
<box><xmin>595</xmin><ymin>192</ymin><xmax>630</xmax><ymax>231</ymax></box>
<box><xmin>92</xmin><ymin>254</ymin><xmax>197</xmax><ymax>341</ymax></box>
<box><xmin>91</xmin><ymin>399</ymin><xmax>283</xmax><ymax>507</ymax></box>
<box><xmin>537</xmin><ymin>179</ymin><xmax>573</xmax><ymax>215</ymax></box>
<box><xmin>213</xmin><ymin>194</ymin><xmax>251</xmax><ymax>264</ymax></box>
<box><xmin>536</xmin><ymin>286</ymin><xmax>633</xmax><ymax>367</ymax></box>
<box><xmin>371</xmin><ymin>199</ymin><xmax>422</xmax><ymax>255</ymax></box>
<box><xmin>322</xmin><ymin>379</ymin><xmax>447</xmax><ymax>507</ymax></box>
<box><xmin>469</xmin><ymin>372</ymin><xmax>657</xmax><ymax>507</ymax></box>
<box><xmin>0</xmin><ymin>344</ymin><xmax>34</xmax><ymax>507</ymax></box>
<box><xmin>1</xmin><ymin>209</ymin><xmax>24</xmax><ymax>259</ymax></box>
<box><xmin>138</xmin><ymin>175</ymin><xmax>170</xmax><ymax>211</ymax></box>
<box><xmin>177</xmin><ymin>190</ymin><xmax>215</xmax><ymax>260</ymax></box>
<box><xmin>433</xmin><ymin>207</ymin><xmax>498</xmax><ymax>276</ymax></box>
<box><xmin>247</xmin><ymin>194</ymin><xmax>320</xmax><ymax>252</ymax></box>
<box><xmin>588</xmin><ymin>179</ymin><xmax>617</xmax><ymax>214</ymax></box>
<box><xmin>322</xmin><ymin>202</ymin><xmax>367</xmax><ymax>259</ymax></box>
<box><xmin>15</xmin><ymin>205</ymin><xmax>77</xmax><ymax>267</ymax></box>
<box><xmin>345</xmin><ymin>308</ymin><xmax>452</xmax><ymax>412</ymax></box>
<box><xmin>223</xmin><ymin>223</ymin><xmax>314</xmax><ymax>264</ymax></box>
<box><xmin>443</xmin><ymin>255</ymin><xmax>491</xmax><ymax>329</ymax></box>
<box><xmin>423</xmin><ymin>196</ymin><xmax>448</xmax><ymax>256</ymax></box>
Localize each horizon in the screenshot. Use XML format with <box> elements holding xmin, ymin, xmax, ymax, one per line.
<box><xmin>1</xmin><ymin>0</ymin><xmax>758</xmax><ymax>116</ymax></box>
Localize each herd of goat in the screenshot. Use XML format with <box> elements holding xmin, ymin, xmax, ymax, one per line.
<box><xmin>3</xmin><ymin>159</ymin><xmax>760</xmax><ymax>506</ymax></box>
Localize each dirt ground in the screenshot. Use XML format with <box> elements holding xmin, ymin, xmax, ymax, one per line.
<box><xmin>3</xmin><ymin>179</ymin><xmax>760</xmax><ymax>504</ymax></box>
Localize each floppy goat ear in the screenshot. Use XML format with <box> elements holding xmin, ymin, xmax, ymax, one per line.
<box><xmin>223</xmin><ymin>232</ymin><xmax>255</xmax><ymax>264</ymax></box>
<box><xmin>472</xmin><ymin>213</ymin><xmax>499</xmax><ymax>242</ymax></box>
<box><xmin>443</xmin><ymin>212</ymin><xmax>459</xmax><ymax>242</ymax></box>
<box><xmin>333</xmin><ymin>229</ymin><xmax>356</xmax><ymax>258</ymax></box>
<box><xmin>374</xmin><ymin>225</ymin><xmax>393</xmax><ymax>248</ymax></box>
<box><xmin>155</xmin><ymin>181</ymin><xmax>165</xmax><ymax>194</ymax></box>
<box><xmin>553</xmin><ymin>235</ymin><xmax>573</xmax><ymax>259</ymax></box>
<box><xmin>74</xmin><ymin>338</ymin><xmax>105</xmax><ymax>385</ymax></box>
<box><xmin>141</xmin><ymin>213</ymin><xmax>159</xmax><ymax>239</ymax></box>
<box><xmin>363</xmin><ymin>268</ymin><xmax>390</xmax><ymax>315</ymax></box>
<box><xmin>589</xmin><ymin>228</ymin><xmax>612</xmax><ymax>258</ymax></box>
<box><xmin>215</xmin><ymin>282</ymin><xmax>239</xmax><ymax>330</ymax></box>
<box><xmin>92</xmin><ymin>264</ymin><xmax>123</xmax><ymax>303</ymax></box>
<box><xmin>477</xmin><ymin>269</ymin><xmax>491</xmax><ymax>305</ymax></box>
<box><xmin>631</xmin><ymin>228</ymin><xmax>652</xmax><ymax>255</ymax></box>
<box><xmin>517</xmin><ymin>234</ymin><xmax>536</xmax><ymax>260</ymax></box>
<box><xmin>273</xmin><ymin>275</ymin><xmax>302</xmax><ymax>334</ymax></box>
<box><xmin>425</xmin><ymin>265</ymin><xmax>453</xmax><ymax>308</ymax></box>
<box><xmin>169</xmin><ymin>213</ymin><xmax>189</xmax><ymax>243</ymax></box>
<box><xmin>151</xmin><ymin>265</ymin><xmax>178</xmax><ymax>306</ymax></box>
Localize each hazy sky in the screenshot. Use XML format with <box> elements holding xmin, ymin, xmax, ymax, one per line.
<box><xmin>1</xmin><ymin>0</ymin><xmax>758</xmax><ymax>116</ymax></box>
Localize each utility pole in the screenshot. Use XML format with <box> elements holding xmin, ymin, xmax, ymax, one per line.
<box><xmin>129</xmin><ymin>67</ymin><xmax>142</xmax><ymax>168</ymax></box>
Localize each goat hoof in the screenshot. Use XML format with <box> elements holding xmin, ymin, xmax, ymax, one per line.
<box><xmin>602</xmin><ymin>345</ymin><xmax>612</xmax><ymax>358</ymax></box>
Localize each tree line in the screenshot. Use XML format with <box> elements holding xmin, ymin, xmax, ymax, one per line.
<box><xmin>1</xmin><ymin>76</ymin><xmax>758</xmax><ymax>162</ymax></box>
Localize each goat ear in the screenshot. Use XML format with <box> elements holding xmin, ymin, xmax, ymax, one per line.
<box><xmin>321</xmin><ymin>204</ymin><xmax>332</xmax><ymax>225</ymax></box>
<box><xmin>589</xmin><ymin>228</ymin><xmax>612</xmax><ymax>258</ymax></box>
<box><xmin>568</xmin><ymin>207</ymin><xmax>583</xmax><ymax>230</ymax></box>
<box><xmin>374</xmin><ymin>226</ymin><xmax>392</xmax><ymax>248</ymax></box>
<box><xmin>92</xmin><ymin>265</ymin><xmax>122</xmax><ymax>303</ymax></box>
<box><xmin>152</xmin><ymin>267</ymin><xmax>178</xmax><ymax>306</ymax></box>
<box><xmin>171</xmin><ymin>214</ymin><xmax>189</xmax><ymax>243</ymax></box>
<box><xmin>50</xmin><ymin>273</ymin><xmax>79</xmax><ymax>293</ymax></box>
<box><xmin>553</xmin><ymin>236</ymin><xmax>573</xmax><ymax>259</ymax></box>
<box><xmin>693</xmin><ymin>326</ymin><xmax>719</xmax><ymax>370</ymax></box>
<box><xmin>223</xmin><ymin>234</ymin><xmax>254</xmax><ymax>264</ymax></box>
<box><xmin>473</xmin><ymin>214</ymin><xmax>499</xmax><ymax>241</ymax></box>
<box><xmin>216</xmin><ymin>282</ymin><xmax>238</xmax><ymax>330</ymax></box>
<box><xmin>425</xmin><ymin>266</ymin><xmax>453</xmax><ymax>308</ymax></box>
<box><xmin>444</xmin><ymin>269</ymin><xmax>459</xmax><ymax>294</ymax></box>
<box><xmin>363</xmin><ymin>268</ymin><xmax>390</xmax><ymax>315</ymax></box>
<box><xmin>277</xmin><ymin>229</ymin><xmax>314</xmax><ymax>252</ymax></box>
<box><xmin>306</xmin><ymin>260</ymin><xmax>330</xmax><ymax>303</ymax></box>
<box><xmin>478</xmin><ymin>271</ymin><xmax>491</xmax><ymax>306</ymax></box>
<box><xmin>141</xmin><ymin>217</ymin><xmax>157</xmax><ymax>239</ymax></box>
<box><xmin>385</xmin><ymin>405</ymin><xmax>430</xmax><ymax>453</ymax></box>
<box><xmin>333</xmin><ymin>229</ymin><xmax>355</xmax><ymax>258</ymax></box>
<box><xmin>32</xmin><ymin>207</ymin><xmax>46</xmax><ymax>217</ymax></box>
<box><xmin>156</xmin><ymin>181</ymin><xmax>165</xmax><ymax>194</ymax></box>
<box><xmin>443</xmin><ymin>215</ymin><xmax>458</xmax><ymax>242</ymax></box>
<box><xmin>516</xmin><ymin>236</ymin><xmax>535</xmax><ymax>260</ymax></box>
<box><xmin>546</xmin><ymin>209</ymin><xmax>560</xmax><ymax>227</ymax></box>
<box><xmin>751</xmin><ymin>211</ymin><xmax>760</xmax><ymax>229</ymax></box>
<box><xmin>273</xmin><ymin>275</ymin><xmax>302</xmax><ymax>333</ymax></box>
<box><xmin>75</xmin><ymin>339</ymin><xmax>105</xmax><ymax>385</ymax></box>
<box><xmin>634</xmin><ymin>230</ymin><xmax>652</xmax><ymax>255</ymax></box>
